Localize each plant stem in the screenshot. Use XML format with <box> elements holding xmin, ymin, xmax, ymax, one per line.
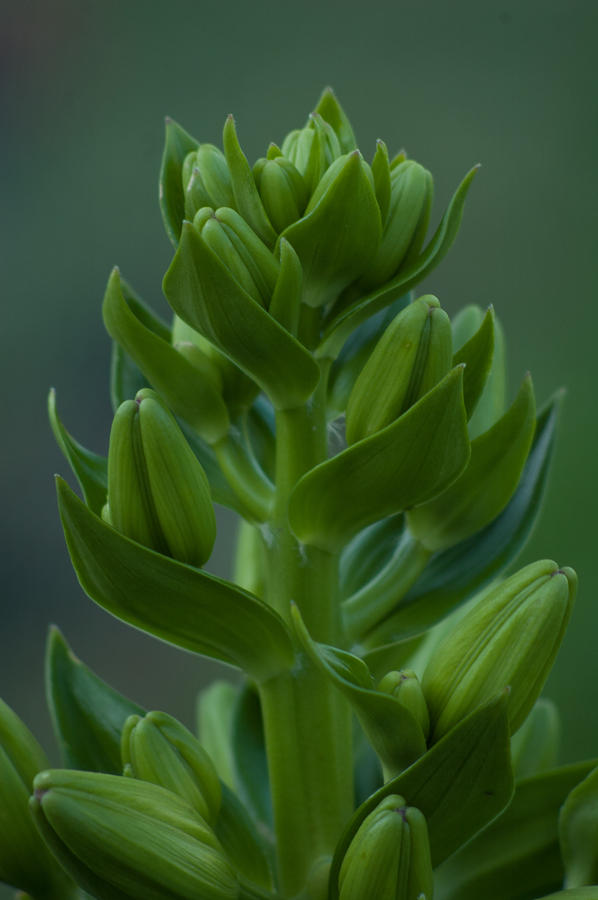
<box><xmin>258</xmin><ymin>363</ymin><xmax>353</xmax><ymax>898</ymax></box>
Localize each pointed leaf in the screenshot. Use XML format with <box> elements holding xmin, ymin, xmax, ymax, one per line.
<box><xmin>289</xmin><ymin>367</ymin><xmax>470</xmax><ymax>551</ymax></box>
<box><xmin>313</xmin><ymin>87</ymin><xmax>357</xmax><ymax>152</ymax></box>
<box><xmin>163</xmin><ymin>222</ymin><xmax>320</xmax><ymax>410</ymax></box>
<box><xmin>48</xmin><ymin>390</ymin><xmax>107</xmax><ymax>516</ymax></box>
<box><xmin>215</xmin><ymin>782</ymin><xmax>274</xmax><ymax>889</ymax></box>
<box><xmin>329</xmin><ymin>692</ymin><xmax>513</xmax><ymax>898</ymax></box>
<box><xmin>319</xmin><ymin>165</ymin><xmax>480</xmax><ymax>358</ymax></box>
<box><xmin>407</xmin><ymin>374</ymin><xmax>536</xmax><ymax>551</ymax></box>
<box><xmin>56</xmin><ymin>478</ymin><xmax>294</xmax><ymax>682</ymax></box>
<box><xmin>292</xmin><ymin>606</ymin><xmax>425</xmax><ymax>775</ymax></box>
<box><xmin>452</xmin><ymin>305</ymin><xmax>495</xmax><ymax>419</ymax></box>
<box><xmin>436</xmin><ymin>760</ymin><xmax>597</xmax><ymax>900</ymax></box>
<box><xmin>363</xmin><ymin>395</ymin><xmax>560</xmax><ymax>646</ymax></box>
<box><xmin>279</xmin><ymin>151</ymin><xmax>382</xmax><ymax>309</ymax></box>
<box><xmin>159</xmin><ymin>118</ymin><xmax>198</xmax><ymax>246</ymax></box>
<box><xmin>180</xmin><ymin>422</ymin><xmax>246</xmax><ymax>512</ymax></box>
<box><xmin>223</xmin><ymin>115</ymin><xmax>276</xmax><ymax>247</ymax></box>
<box><xmin>45</xmin><ymin>626</ymin><xmax>144</xmax><ymax>773</ymax></box>
<box><xmin>103</xmin><ymin>269</ymin><xmax>229</xmax><ymax>443</ymax></box>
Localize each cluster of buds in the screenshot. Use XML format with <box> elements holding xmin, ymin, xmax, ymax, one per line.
<box><xmin>2</xmin><ymin>88</ymin><xmax>590</xmax><ymax>900</ymax></box>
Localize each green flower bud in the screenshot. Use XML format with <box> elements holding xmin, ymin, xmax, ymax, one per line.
<box><xmin>182</xmin><ymin>144</ymin><xmax>235</xmax><ymax>219</ymax></box>
<box><xmin>30</xmin><ymin>769</ymin><xmax>239</xmax><ymax>900</ymax></box>
<box><xmin>253</xmin><ymin>156</ymin><xmax>309</xmax><ymax>232</ymax></box>
<box><xmin>339</xmin><ymin>795</ymin><xmax>434</xmax><ymax>900</ymax></box>
<box><xmin>0</xmin><ymin>699</ymin><xmax>76</xmax><ymax>896</ymax></box>
<box><xmin>193</xmin><ymin>206</ymin><xmax>280</xmax><ymax>308</ymax></box>
<box><xmin>360</xmin><ymin>159</ymin><xmax>433</xmax><ymax>289</ymax></box>
<box><xmin>122</xmin><ymin>710</ymin><xmax>221</xmax><ymax>823</ymax></box>
<box><xmin>281</xmin><ymin>112</ymin><xmax>342</xmax><ymax>193</ymax></box>
<box><xmin>422</xmin><ymin>560</ymin><xmax>577</xmax><ymax>741</ymax></box>
<box><xmin>346</xmin><ymin>295</ymin><xmax>452</xmax><ymax>444</ymax></box>
<box><xmin>378</xmin><ymin>670</ymin><xmax>430</xmax><ymax>741</ymax></box>
<box><xmin>107</xmin><ymin>390</ymin><xmax>216</xmax><ymax>566</ymax></box>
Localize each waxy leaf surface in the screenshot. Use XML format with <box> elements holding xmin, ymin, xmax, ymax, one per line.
<box><xmin>57</xmin><ymin>478</ymin><xmax>294</xmax><ymax>682</ymax></box>
<box><xmin>289</xmin><ymin>367</ymin><xmax>469</xmax><ymax>551</ymax></box>
<box><xmin>159</xmin><ymin>118</ymin><xmax>198</xmax><ymax>246</ymax></box>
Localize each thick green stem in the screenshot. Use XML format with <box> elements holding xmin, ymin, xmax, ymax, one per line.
<box><xmin>258</xmin><ymin>365</ymin><xmax>353</xmax><ymax>898</ymax></box>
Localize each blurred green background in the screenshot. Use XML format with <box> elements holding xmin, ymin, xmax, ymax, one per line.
<box><xmin>1</xmin><ymin>0</ymin><xmax>597</xmax><ymax>884</ymax></box>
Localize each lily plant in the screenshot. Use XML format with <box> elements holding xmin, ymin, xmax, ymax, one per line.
<box><xmin>2</xmin><ymin>89</ymin><xmax>597</xmax><ymax>900</ymax></box>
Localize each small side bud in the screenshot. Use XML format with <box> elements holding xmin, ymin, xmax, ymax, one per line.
<box><xmin>339</xmin><ymin>795</ymin><xmax>434</xmax><ymax>900</ymax></box>
<box><xmin>378</xmin><ymin>670</ymin><xmax>430</xmax><ymax>741</ymax></box>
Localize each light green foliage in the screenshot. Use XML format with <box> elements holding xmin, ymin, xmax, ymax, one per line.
<box><xmin>0</xmin><ymin>88</ymin><xmax>588</xmax><ymax>900</ymax></box>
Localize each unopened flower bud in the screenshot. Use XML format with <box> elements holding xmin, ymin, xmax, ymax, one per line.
<box><xmin>378</xmin><ymin>670</ymin><xmax>430</xmax><ymax>741</ymax></box>
<box><xmin>107</xmin><ymin>390</ymin><xmax>216</xmax><ymax>566</ymax></box>
<box><xmin>30</xmin><ymin>770</ymin><xmax>239</xmax><ymax>899</ymax></box>
<box><xmin>422</xmin><ymin>560</ymin><xmax>577</xmax><ymax>741</ymax></box>
<box><xmin>193</xmin><ymin>206</ymin><xmax>279</xmax><ymax>307</ymax></box>
<box><xmin>360</xmin><ymin>159</ymin><xmax>433</xmax><ymax>289</ymax></box>
<box><xmin>339</xmin><ymin>795</ymin><xmax>434</xmax><ymax>900</ymax></box>
<box><xmin>0</xmin><ymin>699</ymin><xmax>76</xmax><ymax>896</ymax></box>
<box><xmin>346</xmin><ymin>295</ymin><xmax>452</xmax><ymax>444</ymax></box>
<box><xmin>122</xmin><ymin>710</ymin><xmax>221</xmax><ymax>823</ymax></box>
<box><xmin>182</xmin><ymin>144</ymin><xmax>235</xmax><ymax>219</ymax></box>
<box><xmin>281</xmin><ymin>112</ymin><xmax>342</xmax><ymax>192</ymax></box>
<box><xmin>253</xmin><ymin>156</ymin><xmax>309</xmax><ymax>232</ymax></box>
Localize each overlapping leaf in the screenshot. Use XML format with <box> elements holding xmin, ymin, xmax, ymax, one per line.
<box><xmin>57</xmin><ymin>478</ymin><xmax>294</xmax><ymax>682</ymax></box>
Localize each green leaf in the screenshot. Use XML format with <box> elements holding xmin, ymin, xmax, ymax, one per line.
<box><xmin>279</xmin><ymin>151</ymin><xmax>382</xmax><ymax>309</ymax></box>
<box><xmin>56</xmin><ymin>477</ymin><xmax>294</xmax><ymax>682</ymax></box>
<box><xmin>291</xmin><ymin>607</ymin><xmax>426</xmax><ymax>776</ymax></box>
<box><xmin>435</xmin><ymin>760</ymin><xmax>597</xmax><ymax>900</ymax></box>
<box><xmin>103</xmin><ymin>268</ymin><xmax>230</xmax><ymax>443</ymax></box>
<box><xmin>231</xmin><ymin>682</ymin><xmax>273</xmax><ymax>829</ymax></box>
<box><xmin>541</xmin><ymin>891</ymin><xmax>598</xmax><ymax>899</ymax></box>
<box><xmin>163</xmin><ymin>222</ymin><xmax>320</xmax><ymax>410</ymax></box>
<box><xmin>48</xmin><ymin>389</ymin><xmax>107</xmax><ymax>516</ymax></box>
<box><xmin>328</xmin><ymin>692</ymin><xmax>513</xmax><ymax>898</ymax></box>
<box><xmin>362</xmin><ymin>394</ymin><xmax>560</xmax><ymax>647</ymax></box>
<box><xmin>289</xmin><ymin>366</ymin><xmax>469</xmax><ymax>551</ymax></box>
<box><xmin>319</xmin><ymin>165</ymin><xmax>480</xmax><ymax>359</ymax></box>
<box><xmin>407</xmin><ymin>374</ymin><xmax>536</xmax><ymax>551</ymax></box>
<box><xmin>196</xmin><ymin>681</ymin><xmax>237</xmax><ymax>789</ymax></box>
<box><xmin>159</xmin><ymin>117</ymin><xmax>198</xmax><ymax>246</ymax></box>
<box><xmin>180</xmin><ymin>423</ymin><xmax>245</xmax><ymax>513</ymax></box>
<box><xmin>45</xmin><ymin>626</ymin><xmax>144</xmax><ymax>774</ymax></box>
<box><xmin>559</xmin><ymin>763</ymin><xmax>598</xmax><ymax>889</ymax></box>
<box><xmin>339</xmin><ymin>514</ymin><xmax>405</xmax><ymax>600</ymax></box>
<box><xmin>452</xmin><ymin>305</ymin><xmax>495</xmax><ymax>419</ymax></box>
<box><xmin>313</xmin><ymin>87</ymin><xmax>357</xmax><ymax>152</ymax></box>
<box><xmin>223</xmin><ymin>115</ymin><xmax>276</xmax><ymax>247</ymax></box>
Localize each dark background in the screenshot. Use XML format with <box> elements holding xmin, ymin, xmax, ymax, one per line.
<box><xmin>1</xmin><ymin>2</ymin><xmax>596</xmax><ymax>890</ymax></box>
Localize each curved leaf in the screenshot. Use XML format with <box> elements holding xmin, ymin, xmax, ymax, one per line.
<box><xmin>45</xmin><ymin>626</ymin><xmax>144</xmax><ymax>774</ymax></box>
<box><xmin>292</xmin><ymin>606</ymin><xmax>425</xmax><ymax>776</ymax></box>
<box><xmin>328</xmin><ymin>692</ymin><xmax>513</xmax><ymax>898</ymax></box>
<box><xmin>231</xmin><ymin>682</ymin><xmax>273</xmax><ymax>829</ymax></box>
<box><xmin>319</xmin><ymin>165</ymin><xmax>480</xmax><ymax>359</ymax></box>
<box><xmin>163</xmin><ymin>222</ymin><xmax>320</xmax><ymax>410</ymax></box>
<box><xmin>406</xmin><ymin>374</ymin><xmax>536</xmax><ymax>551</ymax></box>
<box><xmin>363</xmin><ymin>394</ymin><xmax>560</xmax><ymax>647</ymax></box>
<box><xmin>48</xmin><ymin>390</ymin><xmax>107</xmax><ymax>516</ymax></box>
<box><xmin>56</xmin><ymin>478</ymin><xmax>294</xmax><ymax>682</ymax></box>
<box><xmin>289</xmin><ymin>367</ymin><xmax>469</xmax><ymax>551</ymax></box>
<box><xmin>435</xmin><ymin>760</ymin><xmax>597</xmax><ymax>900</ymax></box>
<box><xmin>559</xmin><ymin>763</ymin><xmax>598</xmax><ymax>889</ymax></box>
<box><xmin>103</xmin><ymin>268</ymin><xmax>229</xmax><ymax>443</ymax></box>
